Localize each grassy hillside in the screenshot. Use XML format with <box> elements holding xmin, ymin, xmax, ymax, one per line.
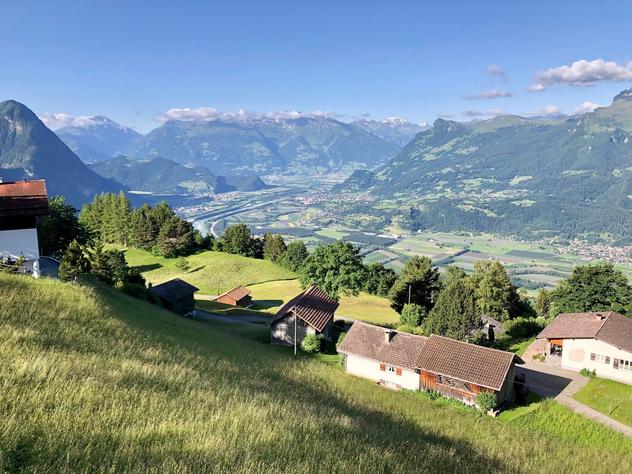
<box><xmin>2</xmin><ymin>273</ymin><xmax>632</xmax><ymax>472</ymax></box>
<box><xmin>575</xmin><ymin>378</ymin><xmax>632</xmax><ymax>427</ymax></box>
<box><xmin>122</xmin><ymin>247</ymin><xmax>296</xmax><ymax>294</ymax></box>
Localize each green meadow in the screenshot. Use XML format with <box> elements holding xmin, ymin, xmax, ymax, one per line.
<box><xmin>2</xmin><ymin>273</ymin><xmax>632</xmax><ymax>472</ymax></box>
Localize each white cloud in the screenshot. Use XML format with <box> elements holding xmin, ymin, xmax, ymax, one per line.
<box><xmin>462</xmin><ymin>108</ymin><xmax>507</xmax><ymax>119</ymax></box>
<box><xmin>39</xmin><ymin>112</ymin><xmax>101</xmax><ymax>130</ymax></box>
<box><xmin>528</xmin><ymin>105</ymin><xmax>562</xmax><ymax>117</ymax></box>
<box><xmin>528</xmin><ymin>83</ymin><xmax>546</xmax><ymax>93</ymax></box>
<box><xmin>488</xmin><ymin>64</ymin><xmax>508</xmax><ymax>80</ymax></box>
<box><xmin>574</xmin><ymin>101</ymin><xmax>601</xmax><ymax>114</ymax></box>
<box><xmin>463</xmin><ymin>89</ymin><xmax>513</xmax><ymax>100</ymax></box>
<box><xmin>533</xmin><ymin>59</ymin><xmax>632</xmax><ymax>88</ymax></box>
<box><xmin>463</xmin><ymin>109</ymin><xmax>484</xmax><ymax>118</ymax></box>
<box><xmin>156</xmin><ymin>107</ymin><xmax>335</xmax><ymax>123</ymax></box>
<box><xmin>487</xmin><ymin>108</ymin><xmax>507</xmax><ymax>116</ymax></box>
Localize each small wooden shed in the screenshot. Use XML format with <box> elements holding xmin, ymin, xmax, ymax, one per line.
<box><xmin>150</xmin><ymin>278</ymin><xmax>199</xmax><ymax>315</ymax></box>
<box><xmin>216</xmin><ymin>286</ymin><xmax>252</xmax><ymax>307</ymax></box>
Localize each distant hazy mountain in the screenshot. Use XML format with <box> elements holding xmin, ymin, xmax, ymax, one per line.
<box><xmin>350</xmin><ymin>117</ymin><xmax>428</xmax><ymax>146</ymax></box>
<box><xmin>56</xmin><ymin>116</ymin><xmax>142</xmax><ymax>163</ymax></box>
<box><xmin>126</xmin><ymin>116</ymin><xmax>400</xmax><ymax>175</ymax></box>
<box><xmin>0</xmin><ymin>100</ymin><xmax>121</xmax><ymax>205</ymax></box>
<box><xmin>89</xmin><ymin>155</ymin><xmax>267</xmax><ymax>194</ymax></box>
<box><xmin>339</xmin><ymin>89</ymin><xmax>632</xmax><ymax>242</ymax></box>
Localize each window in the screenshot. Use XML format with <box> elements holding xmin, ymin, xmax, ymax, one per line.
<box><xmin>387</xmin><ymin>366</ymin><xmax>396</xmax><ymax>373</ymax></box>
<box><xmin>617</xmin><ymin>359</ymin><xmax>632</xmax><ymax>372</ymax></box>
<box><xmin>591</xmin><ymin>353</ymin><xmax>611</xmax><ymax>364</ymax></box>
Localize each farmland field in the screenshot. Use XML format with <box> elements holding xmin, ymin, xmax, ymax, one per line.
<box><xmin>2</xmin><ymin>272</ymin><xmax>632</xmax><ymax>472</ymax></box>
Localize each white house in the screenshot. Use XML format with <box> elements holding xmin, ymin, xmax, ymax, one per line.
<box><xmin>0</xmin><ymin>179</ymin><xmax>49</xmax><ymax>277</ymax></box>
<box><xmin>338</xmin><ymin>321</ymin><xmax>522</xmax><ymax>407</ymax></box>
<box><xmin>537</xmin><ymin>312</ymin><xmax>632</xmax><ymax>385</ymax></box>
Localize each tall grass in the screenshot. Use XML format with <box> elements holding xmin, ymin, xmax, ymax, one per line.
<box><xmin>1</xmin><ymin>273</ymin><xmax>632</xmax><ymax>472</ymax></box>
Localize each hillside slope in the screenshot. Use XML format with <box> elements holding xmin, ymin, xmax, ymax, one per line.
<box><xmin>340</xmin><ymin>90</ymin><xmax>632</xmax><ymax>242</ymax></box>
<box><xmin>0</xmin><ymin>100</ymin><xmax>120</xmax><ymax>205</ymax></box>
<box><xmin>2</xmin><ymin>273</ymin><xmax>632</xmax><ymax>471</ymax></box>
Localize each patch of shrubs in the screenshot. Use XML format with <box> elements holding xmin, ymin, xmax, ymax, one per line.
<box><xmin>580</xmin><ymin>368</ymin><xmax>597</xmax><ymax>378</ymax></box>
<box><xmin>301</xmin><ymin>333</ymin><xmax>324</xmax><ymax>354</ymax></box>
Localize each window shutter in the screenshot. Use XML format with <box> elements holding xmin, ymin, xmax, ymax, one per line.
<box><xmin>614</xmin><ymin>359</ymin><xmax>619</xmax><ymax>369</ymax></box>
<box><xmin>590</xmin><ymin>353</ymin><xmax>595</xmax><ymax>361</ymax></box>
<box><xmin>380</xmin><ymin>363</ymin><xmax>386</xmax><ymax>371</ymax></box>
<box><xmin>606</xmin><ymin>356</ymin><xmax>611</xmax><ymax>364</ymax></box>
<box><xmin>396</xmin><ymin>368</ymin><xmax>402</xmax><ymax>376</ymax></box>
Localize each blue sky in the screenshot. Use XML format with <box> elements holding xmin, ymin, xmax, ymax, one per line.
<box><xmin>1</xmin><ymin>0</ymin><xmax>631</xmax><ymax>132</ymax></box>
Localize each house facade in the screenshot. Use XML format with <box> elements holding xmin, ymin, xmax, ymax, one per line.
<box><xmin>270</xmin><ymin>285</ymin><xmax>338</xmax><ymax>347</ymax></box>
<box><xmin>537</xmin><ymin>312</ymin><xmax>632</xmax><ymax>385</ymax></box>
<box><xmin>217</xmin><ymin>286</ymin><xmax>252</xmax><ymax>307</ymax></box>
<box><xmin>339</xmin><ymin>321</ymin><xmax>522</xmax><ymax>409</ymax></box>
<box><xmin>0</xmin><ymin>179</ymin><xmax>49</xmax><ymax>277</ymax></box>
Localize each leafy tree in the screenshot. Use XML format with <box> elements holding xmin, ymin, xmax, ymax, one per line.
<box><xmin>550</xmin><ymin>263</ymin><xmax>632</xmax><ymax>315</ymax></box>
<box><xmin>131</xmin><ymin>204</ymin><xmax>159</xmax><ymax>250</ymax></box>
<box><xmin>157</xmin><ymin>217</ymin><xmax>195</xmax><ymax>258</ymax></box>
<box><xmin>263</xmin><ymin>233</ymin><xmax>287</xmax><ymax>262</ymax></box>
<box><xmin>37</xmin><ymin>196</ymin><xmax>87</xmax><ymax>258</ymax></box>
<box><xmin>280</xmin><ymin>241</ymin><xmax>309</xmax><ymax>272</ymax></box>
<box><xmin>105</xmin><ymin>249</ymin><xmax>130</xmax><ymax>284</ymax></box>
<box><xmin>389</xmin><ymin>256</ymin><xmax>440</xmax><ymax>314</ymax></box>
<box><xmin>364</xmin><ymin>263</ymin><xmax>397</xmax><ymax>297</ymax></box>
<box><xmin>59</xmin><ymin>240</ymin><xmax>90</xmax><ymax>281</ymax></box>
<box><xmin>90</xmin><ymin>243</ymin><xmax>114</xmax><ymax>284</ymax></box>
<box><xmin>470</xmin><ymin>260</ymin><xmax>520</xmax><ymax>321</ymax></box>
<box><xmin>220</xmin><ymin>224</ymin><xmax>257</xmax><ymax>257</ymax></box>
<box><xmin>299</xmin><ymin>241</ymin><xmax>365</xmax><ymax>299</ymax></box>
<box><xmin>425</xmin><ymin>279</ymin><xmax>480</xmax><ymax>340</ymax></box>
<box><xmin>534</xmin><ymin>288</ymin><xmax>551</xmax><ymax>319</ymax></box>
<box><xmin>79</xmin><ymin>192</ymin><xmax>132</xmax><ymax>245</ymax></box>
<box><xmin>442</xmin><ymin>265</ymin><xmax>467</xmax><ymax>287</ymax></box>
<box><xmin>400</xmin><ymin>303</ymin><xmax>423</xmax><ymax>326</ymax></box>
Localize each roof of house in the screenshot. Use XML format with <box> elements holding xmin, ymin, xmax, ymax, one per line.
<box><xmin>150</xmin><ymin>278</ymin><xmax>199</xmax><ymax>302</ymax></box>
<box><xmin>339</xmin><ymin>321</ymin><xmax>522</xmax><ymax>390</ymax></box>
<box><xmin>417</xmin><ymin>335</ymin><xmax>523</xmax><ymax>391</ymax></box>
<box><xmin>338</xmin><ymin>321</ymin><xmax>428</xmax><ymax>369</ymax></box>
<box><xmin>0</xmin><ymin>180</ymin><xmax>49</xmax><ymax>218</ymax></box>
<box><xmin>538</xmin><ymin>312</ymin><xmax>632</xmax><ymax>354</ymax></box>
<box><xmin>270</xmin><ymin>285</ymin><xmax>339</xmax><ymax>332</ymax></box>
<box><xmin>217</xmin><ymin>285</ymin><xmax>251</xmax><ymax>301</ymax></box>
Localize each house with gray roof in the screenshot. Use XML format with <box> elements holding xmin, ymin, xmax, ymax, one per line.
<box><xmin>150</xmin><ymin>278</ymin><xmax>199</xmax><ymax>315</ymax></box>
<box><xmin>338</xmin><ymin>321</ymin><xmax>523</xmax><ymax>408</ymax></box>
<box><xmin>536</xmin><ymin>311</ymin><xmax>632</xmax><ymax>385</ymax></box>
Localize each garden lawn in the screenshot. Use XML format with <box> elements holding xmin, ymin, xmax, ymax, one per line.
<box><xmin>574</xmin><ymin>377</ymin><xmax>632</xmax><ymax>427</ymax></box>
<box><xmin>2</xmin><ymin>273</ymin><xmax>632</xmax><ymax>472</ymax></box>
<box><xmin>121</xmin><ymin>247</ymin><xmax>296</xmax><ymax>295</ymax></box>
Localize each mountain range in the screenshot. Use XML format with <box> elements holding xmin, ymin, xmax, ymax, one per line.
<box><xmin>0</xmin><ymin>100</ymin><xmax>120</xmax><ymax>205</ymax></box>
<box><xmin>349</xmin><ymin>117</ymin><xmax>428</xmax><ymax>146</ymax></box>
<box><xmin>89</xmin><ymin>156</ymin><xmax>267</xmax><ymax>194</ymax></box>
<box><xmin>339</xmin><ymin>89</ymin><xmax>632</xmax><ymax>243</ymax></box>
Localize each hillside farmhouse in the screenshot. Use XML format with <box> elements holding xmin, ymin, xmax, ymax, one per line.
<box><xmin>537</xmin><ymin>312</ymin><xmax>632</xmax><ymax>385</ymax></box>
<box><xmin>338</xmin><ymin>321</ymin><xmax>523</xmax><ymax>409</ymax></box>
<box><xmin>0</xmin><ymin>179</ymin><xmax>49</xmax><ymax>277</ymax></box>
<box><xmin>150</xmin><ymin>278</ymin><xmax>199</xmax><ymax>315</ymax></box>
<box><xmin>217</xmin><ymin>286</ymin><xmax>252</xmax><ymax>307</ymax></box>
<box><xmin>270</xmin><ymin>285</ymin><xmax>338</xmax><ymax>347</ymax></box>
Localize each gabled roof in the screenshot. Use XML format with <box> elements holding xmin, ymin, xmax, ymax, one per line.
<box><xmin>270</xmin><ymin>285</ymin><xmax>338</xmax><ymax>332</ymax></box>
<box><xmin>0</xmin><ymin>179</ymin><xmax>49</xmax><ymax>218</ymax></box>
<box><xmin>417</xmin><ymin>335</ymin><xmax>523</xmax><ymax>391</ymax></box>
<box><xmin>218</xmin><ymin>285</ymin><xmax>251</xmax><ymax>301</ymax></box>
<box><xmin>150</xmin><ymin>278</ymin><xmax>199</xmax><ymax>302</ymax></box>
<box><xmin>338</xmin><ymin>321</ymin><xmax>428</xmax><ymax>369</ymax></box>
<box><xmin>538</xmin><ymin>312</ymin><xmax>632</xmax><ymax>354</ymax></box>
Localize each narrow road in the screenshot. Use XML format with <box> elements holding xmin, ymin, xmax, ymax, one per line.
<box><xmin>517</xmin><ymin>361</ymin><xmax>632</xmax><ymax>437</ymax></box>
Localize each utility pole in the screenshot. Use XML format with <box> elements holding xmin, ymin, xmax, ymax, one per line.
<box><xmin>408</xmin><ymin>284</ymin><xmax>411</xmax><ymax>305</ymax></box>
<box><xmin>294</xmin><ymin>314</ymin><xmax>297</xmax><ymax>356</ymax></box>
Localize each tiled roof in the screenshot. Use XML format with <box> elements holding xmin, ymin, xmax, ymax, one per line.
<box><xmin>218</xmin><ymin>285</ymin><xmax>251</xmax><ymax>301</ymax></box>
<box><xmin>539</xmin><ymin>312</ymin><xmax>632</xmax><ymax>354</ymax></box>
<box><xmin>270</xmin><ymin>285</ymin><xmax>338</xmax><ymax>332</ymax></box>
<box><xmin>0</xmin><ymin>180</ymin><xmax>49</xmax><ymax>217</ymax></box>
<box><xmin>150</xmin><ymin>278</ymin><xmax>199</xmax><ymax>302</ymax></box>
<box><xmin>338</xmin><ymin>321</ymin><xmax>428</xmax><ymax>369</ymax></box>
<box><xmin>416</xmin><ymin>335</ymin><xmax>522</xmax><ymax>391</ymax></box>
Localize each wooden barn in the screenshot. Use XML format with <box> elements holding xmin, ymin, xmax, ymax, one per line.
<box><xmin>216</xmin><ymin>286</ymin><xmax>252</xmax><ymax>307</ymax></box>
<box><xmin>150</xmin><ymin>278</ymin><xmax>199</xmax><ymax>315</ymax></box>
<box><xmin>270</xmin><ymin>285</ymin><xmax>338</xmax><ymax>348</ymax></box>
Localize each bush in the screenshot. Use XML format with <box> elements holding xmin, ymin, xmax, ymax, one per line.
<box><xmin>302</xmin><ymin>333</ymin><xmax>323</xmax><ymax>354</ymax></box>
<box><xmin>580</xmin><ymin>368</ymin><xmax>596</xmax><ymax>378</ymax></box>
<box><xmin>400</xmin><ymin>303</ymin><xmax>422</xmax><ymax>327</ymax></box>
<box><xmin>504</xmin><ymin>317</ymin><xmax>545</xmax><ymax>339</ymax></box>
<box><xmin>476</xmin><ymin>391</ymin><xmax>497</xmax><ymax>413</ymax></box>
<box><xmin>175</xmin><ymin>257</ymin><xmax>190</xmax><ymax>272</ymax></box>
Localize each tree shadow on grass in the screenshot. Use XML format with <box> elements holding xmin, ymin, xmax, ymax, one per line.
<box><xmin>250</xmin><ymin>299</ymin><xmax>284</xmax><ymax>310</ymax></box>
<box><xmin>131</xmin><ymin>263</ymin><xmax>162</xmax><ymax>272</ymax></box>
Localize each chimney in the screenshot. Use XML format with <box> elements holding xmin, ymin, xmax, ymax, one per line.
<box><xmin>384</xmin><ymin>329</ymin><xmax>394</xmax><ymax>343</ymax></box>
